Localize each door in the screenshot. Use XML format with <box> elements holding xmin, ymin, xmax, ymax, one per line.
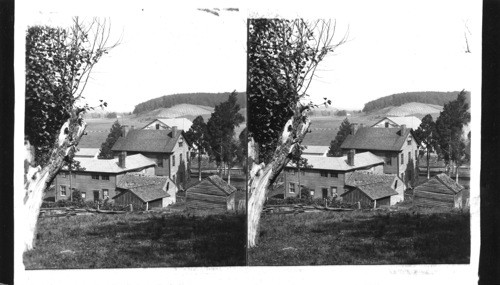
<box><xmin>93</xmin><ymin>190</ymin><xmax>100</xmax><ymax>202</ymax></box>
<box><xmin>322</xmin><ymin>188</ymin><xmax>328</xmax><ymax>199</ymax></box>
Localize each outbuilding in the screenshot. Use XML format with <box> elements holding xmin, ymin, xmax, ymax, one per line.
<box><xmin>185</xmin><ymin>175</ymin><xmax>237</xmax><ymax>213</ymax></box>
<box><xmin>413</xmin><ymin>173</ymin><xmax>464</xmax><ymax>208</ymax></box>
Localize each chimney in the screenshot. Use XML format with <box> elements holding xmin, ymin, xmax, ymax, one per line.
<box><xmin>350</xmin><ymin>123</ymin><xmax>359</xmax><ymax>135</ymax></box>
<box><xmin>347</xmin><ymin>149</ymin><xmax>355</xmax><ymax>166</ymax></box>
<box><xmin>121</xmin><ymin>125</ymin><xmax>129</xmax><ymax>137</ymax></box>
<box><xmin>171</xmin><ymin>126</ymin><xmax>178</xmax><ymax>137</ymax></box>
<box><xmin>118</xmin><ymin>151</ymin><xmax>127</xmax><ymax>168</ymax></box>
<box><xmin>400</xmin><ymin>124</ymin><xmax>407</xmax><ymax>135</ymax></box>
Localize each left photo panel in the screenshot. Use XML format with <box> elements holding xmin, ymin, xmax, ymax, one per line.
<box><xmin>20</xmin><ymin>8</ymin><xmax>247</xmax><ymax>269</ymax></box>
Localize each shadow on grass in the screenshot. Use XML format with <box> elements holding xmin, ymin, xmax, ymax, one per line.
<box><xmin>24</xmin><ymin>213</ymin><xmax>246</xmax><ymax>269</ymax></box>
<box><xmin>250</xmin><ymin>209</ymin><xmax>470</xmax><ymax>266</ymax></box>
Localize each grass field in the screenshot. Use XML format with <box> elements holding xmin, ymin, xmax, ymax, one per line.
<box><xmin>24</xmin><ymin>211</ymin><xmax>246</xmax><ymax>269</ymax></box>
<box><xmin>248</xmin><ymin>207</ymin><xmax>470</xmax><ymax>265</ymax></box>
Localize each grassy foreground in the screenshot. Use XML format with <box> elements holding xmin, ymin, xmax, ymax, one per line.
<box><xmin>24</xmin><ymin>212</ymin><xmax>246</xmax><ymax>269</ymax></box>
<box><xmin>249</xmin><ymin>208</ymin><xmax>470</xmax><ymax>265</ymax></box>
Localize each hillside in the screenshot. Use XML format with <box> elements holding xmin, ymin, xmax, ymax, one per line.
<box><xmin>362</xmin><ymin>91</ymin><xmax>471</xmax><ymax>113</ymax></box>
<box><xmin>133</xmin><ymin>92</ymin><xmax>246</xmax><ymax>114</ymax></box>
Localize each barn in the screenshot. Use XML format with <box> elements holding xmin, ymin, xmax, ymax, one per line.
<box><xmin>413</xmin><ymin>173</ymin><xmax>464</xmax><ymax>209</ymax></box>
<box><xmin>185</xmin><ymin>175</ymin><xmax>237</xmax><ymax>213</ymax></box>
<box><xmin>341</xmin><ymin>171</ymin><xmax>405</xmax><ymax>208</ymax></box>
<box><xmin>113</xmin><ymin>174</ymin><xmax>177</xmax><ymax>210</ymax></box>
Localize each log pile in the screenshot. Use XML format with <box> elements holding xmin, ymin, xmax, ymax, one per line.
<box><xmin>262</xmin><ymin>204</ymin><xmax>354</xmax><ymax>215</ymax></box>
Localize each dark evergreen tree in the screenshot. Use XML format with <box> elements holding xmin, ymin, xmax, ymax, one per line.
<box><xmin>98</xmin><ymin>120</ymin><xmax>122</xmax><ymax>159</ymax></box>
<box><xmin>327</xmin><ymin>118</ymin><xmax>352</xmax><ymax>157</ymax></box>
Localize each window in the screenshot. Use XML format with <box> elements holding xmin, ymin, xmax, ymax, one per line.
<box><xmin>180</xmin><ymin>153</ymin><xmax>183</xmax><ymax>162</ymax></box>
<box><xmin>167</xmin><ymin>182</ymin><xmax>170</xmax><ymax>191</ymax></box>
<box><xmin>415</xmin><ymin>150</ymin><xmax>418</xmax><ymax>160</ymax></box>
<box><xmin>157</xmin><ymin>155</ymin><xmax>163</xmax><ymax>167</ymax></box>
<box><xmin>401</xmin><ymin>153</ymin><xmax>404</xmax><ymax>165</ymax></box>
<box><xmin>408</xmin><ymin>151</ymin><xmax>411</xmax><ymax>161</ymax></box>
<box><xmin>186</xmin><ymin>152</ymin><xmax>189</xmax><ymax>162</ymax></box>
<box><xmin>179</xmin><ymin>137</ymin><xmax>184</xmax><ymax>147</ymax></box>
<box><xmin>91</xmin><ymin>174</ymin><xmax>99</xmax><ymax>180</ymax></box>
<box><xmin>173</xmin><ymin>175</ymin><xmax>176</xmax><ymax>183</ymax></box>
<box><xmin>394</xmin><ymin>180</ymin><xmax>398</xmax><ymax>189</ymax></box>
<box><xmin>320</xmin><ymin>171</ymin><xmax>328</xmax><ymax>177</ymax></box>
<box><xmin>330</xmin><ymin>172</ymin><xmax>338</xmax><ymax>178</ymax></box>
<box><xmin>386</xmin><ymin>155</ymin><xmax>392</xmax><ymax>166</ymax></box>
<box><xmin>330</xmin><ymin>186</ymin><xmax>338</xmax><ymax>195</ymax></box>
<box><xmin>172</xmin><ymin>155</ymin><xmax>176</xmax><ymax>166</ymax></box>
<box><xmin>101</xmin><ymin>174</ymin><xmax>110</xmax><ymax>181</ymax></box>
<box><xmin>289</xmin><ymin>183</ymin><xmax>296</xmax><ymax>193</ymax></box>
<box><xmin>310</xmin><ymin>189</ymin><xmax>315</xmax><ymax>197</ymax></box>
<box><xmin>103</xmin><ymin>189</ymin><xmax>109</xmax><ymax>199</ymax></box>
<box><xmin>407</xmin><ymin>137</ymin><xmax>412</xmax><ymax>145</ymax></box>
<box><xmin>81</xmin><ymin>192</ymin><xmax>86</xmax><ymax>199</ymax></box>
<box><xmin>60</xmin><ymin>185</ymin><xmax>67</xmax><ymax>196</ymax></box>
<box><xmin>385</xmin><ymin>122</ymin><xmax>389</xmax><ymax>128</ymax></box>
<box><xmin>156</xmin><ymin>123</ymin><xmax>160</xmax><ymax>130</ymax></box>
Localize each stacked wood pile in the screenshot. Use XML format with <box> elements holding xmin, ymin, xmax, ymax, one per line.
<box><xmin>263</xmin><ymin>204</ymin><xmax>354</xmax><ymax>215</ymax></box>
<box><xmin>39</xmin><ymin>207</ymin><xmax>127</xmax><ymax>218</ymax></box>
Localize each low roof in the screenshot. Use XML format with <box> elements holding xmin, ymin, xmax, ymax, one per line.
<box><xmin>153</xmin><ymin>118</ymin><xmax>193</xmax><ymax>132</ymax></box>
<box><xmin>188</xmin><ymin>175</ymin><xmax>237</xmax><ymax>195</ymax></box>
<box><xmin>289</xmin><ymin>152</ymin><xmax>384</xmax><ymax>171</ymax></box>
<box><xmin>302</xmin><ymin>145</ymin><xmax>329</xmax><ymax>155</ymax></box>
<box><xmin>372</xmin><ymin>116</ymin><xmax>422</xmax><ymax>130</ymax></box>
<box><xmin>343</xmin><ymin>171</ymin><xmax>399</xmax><ymax>200</ymax></box>
<box><xmin>75</xmin><ymin>148</ymin><xmax>100</xmax><ymax>157</ymax></box>
<box><xmin>115</xmin><ymin>174</ymin><xmax>171</xmax><ymax>202</ymax></box>
<box><xmin>71</xmin><ymin>154</ymin><xmax>156</xmax><ymax>174</ymax></box>
<box><xmin>341</xmin><ymin>127</ymin><xmax>413</xmax><ymax>152</ymax></box>
<box><xmin>416</xmin><ymin>173</ymin><xmax>464</xmax><ymax>194</ymax></box>
<box><xmin>112</xmin><ymin>129</ymin><xmax>182</xmax><ymax>153</ymax></box>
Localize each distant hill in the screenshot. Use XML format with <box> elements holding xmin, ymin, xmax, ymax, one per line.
<box><xmin>362</xmin><ymin>91</ymin><xmax>471</xmax><ymax>113</ymax></box>
<box><xmin>133</xmin><ymin>92</ymin><xmax>246</xmax><ymax>114</ymax></box>
<box><xmin>133</xmin><ymin>103</ymin><xmax>246</xmax><ymax>123</ymax></box>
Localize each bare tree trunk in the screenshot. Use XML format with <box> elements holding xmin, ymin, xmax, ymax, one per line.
<box><xmin>426</xmin><ymin>149</ymin><xmax>430</xmax><ymax>179</ymax></box>
<box><xmin>248</xmin><ymin>105</ymin><xmax>311</xmax><ymax>248</ymax></box>
<box><xmin>23</xmin><ymin>111</ymin><xmax>86</xmax><ymax>251</ymax></box>
<box><xmin>228</xmin><ymin>166</ymin><xmax>232</xmax><ymax>185</ymax></box>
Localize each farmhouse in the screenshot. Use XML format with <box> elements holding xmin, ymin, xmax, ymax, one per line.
<box><xmin>185</xmin><ymin>175</ymin><xmax>237</xmax><ymax>212</ymax></box>
<box><xmin>142</xmin><ymin>118</ymin><xmax>193</xmax><ymax>132</ymax></box>
<box><xmin>112</xmin><ymin>126</ymin><xmax>191</xmax><ymax>181</ymax></box>
<box><xmin>413</xmin><ymin>173</ymin><xmax>464</xmax><ymax>208</ymax></box>
<box><xmin>283</xmin><ymin>151</ymin><xmax>385</xmax><ymax>199</ymax></box>
<box><xmin>113</xmin><ymin>174</ymin><xmax>177</xmax><ymax>210</ymax></box>
<box><xmin>371</xmin><ymin>116</ymin><xmax>422</xmax><ymax>130</ymax></box>
<box><xmin>341</xmin><ymin>171</ymin><xmax>405</xmax><ymax>208</ymax></box>
<box><xmin>341</xmin><ymin>124</ymin><xmax>419</xmax><ymax>184</ymax></box>
<box><xmin>50</xmin><ymin>154</ymin><xmax>156</xmax><ymax>202</ymax></box>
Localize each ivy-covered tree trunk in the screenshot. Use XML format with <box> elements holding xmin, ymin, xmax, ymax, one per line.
<box><xmin>248</xmin><ymin>106</ymin><xmax>310</xmax><ymax>247</ymax></box>
<box><xmin>23</xmin><ymin>111</ymin><xmax>86</xmax><ymax>251</ymax></box>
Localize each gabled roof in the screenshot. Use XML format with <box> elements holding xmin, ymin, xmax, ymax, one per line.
<box><xmin>343</xmin><ymin>171</ymin><xmax>399</xmax><ymax>200</ymax></box>
<box><xmin>288</xmin><ymin>152</ymin><xmax>384</xmax><ymax>171</ymax></box>
<box><xmin>112</xmin><ymin>129</ymin><xmax>183</xmax><ymax>153</ymax></box>
<box><xmin>341</xmin><ymin>127</ymin><xmax>413</xmax><ymax>152</ymax></box>
<box><xmin>433</xmin><ymin>173</ymin><xmax>464</xmax><ymax>194</ymax></box>
<box><xmin>143</xmin><ymin>118</ymin><xmax>193</xmax><ymax>132</ymax></box>
<box><xmin>302</xmin><ymin>145</ymin><xmax>329</xmax><ymax>156</ymax></box>
<box><xmin>189</xmin><ymin>175</ymin><xmax>237</xmax><ymax>195</ymax></box>
<box><xmin>70</xmin><ymin>154</ymin><xmax>156</xmax><ymax>174</ymax></box>
<box><xmin>371</xmin><ymin>116</ymin><xmax>422</xmax><ymax>130</ymax></box>
<box><xmin>115</xmin><ymin>174</ymin><xmax>171</xmax><ymax>202</ymax></box>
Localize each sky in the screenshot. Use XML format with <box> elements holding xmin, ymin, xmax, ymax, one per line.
<box><xmin>22</xmin><ymin>2</ymin><xmax>479</xmax><ymax>113</ymax></box>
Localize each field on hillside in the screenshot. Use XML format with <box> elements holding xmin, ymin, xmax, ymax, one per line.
<box><xmin>248</xmin><ymin>207</ymin><xmax>470</xmax><ymax>265</ymax></box>
<box><xmin>24</xmin><ymin>211</ymin><xmax>246</xmax><ymax>268</ymax></box>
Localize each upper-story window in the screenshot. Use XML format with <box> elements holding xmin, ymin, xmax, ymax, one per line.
<box><xmin>101</xmin><ymin>174</ymin><xmax>110</xmax><ymax>181</ymax></box>
<box><xmin>180</xmin><ymin>153</ymin><xmax>183</xmax><ymax>162</ymax></box>
<box><xmin>172</xmin><ymin>155</ymin><xmax>176</xmax><ymax>167</ymax></box>
<box><xmin>91</xmin><ymin>174</ymin><xmax>99</xmax><ymax>180</ymax></box>
<box><xmin>320</xmin><ymin>171</ymin><xmax>328</xmax><ymax>177</ymax></box>
<box><xmin>401</xmin><ymin>153</ymin><xmax>404</xmax><ymax>165</ymax></box>
<box><xmin>60</xmin><ymin>185</ymin><xmax>67</xmax><ymax>196</ymax></box>
<box><xmin>156</xmin><ymin>123</ymin><xmax>160</xmax><ymax>129</ymax></box>
<box><xmin>386</xmin><ymin>155</ymin><xmax>392</xmax><ymax>166</ymax></box>
<box><xmin>407</xmin><ymin>136</ymin><xmax>412</xmax><ymax>145</ymax></box>
<box><xmin>157</xmin><ymin>155</ymin><xmax>163</xmax><ymax>167</ymax></box>
<box><xmin>329</xmin><ymin>172</ymin><xmax>338</xmax><ymax>178</ymax></box>
<box><xmin>179</xmin><ymin>137</ymin><xmax>184</xmax><ymax>147</ymax></box>
<box><xmin>385</xmin><ymin>122</ymin><xmax>390</xmax><ymax>128</ymax></box>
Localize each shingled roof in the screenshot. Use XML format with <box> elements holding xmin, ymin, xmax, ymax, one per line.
<box><xmin>115</xmin><ymin>174</ymin><xmax>171</xmax><ymax>202</ymax></box>
<box><xmin>343</xmin><ymin>171</ymin><xmax>399</xmax><ymax>200</ymax></box>
<box><xmin>433</xmin><ymin>173</ymin><xmax>464</xmax><ymax>194</ymax></box>
<box><xmin>341</xmin><ymin>127</ymin><xmax>413</xmax><ymax>151</ymax></box>
<box><xmin>190</xmin><ymin>175</ymin><xmax>237</xmax><ymax>195</ymax></box>
<box><xmin>288</xmin><ymin>152</ymin><xmax>384</xmax><ymax>171</ymax></box>
<box><xmin>70</xmin><ymin>154</ymin><xmax>156</xmax><ymax>174</ymax></box>
<box><xmin>112</xmin><ymin>129</ymin><xmax>182</xmax><ymax>153</ymax></box>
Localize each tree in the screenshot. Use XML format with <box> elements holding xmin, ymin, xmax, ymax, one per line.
<box><xmin>414</xmin><ymin>114</ymin><xmax>439</xmax><ymax>179</ymax></box>
<box><xmin>176</xmin><ymin>160</ymin><xmax>188</xmax><ymax>189</ymax></box>
<box><xmin>98</xmin><ymin>120</ymin><xmax>122</xmax><ymax>159</ymax></box>
<box><xmin>289</xmin><ymin>145</ymin><xmax>311</xmax><ymax>198</ymax></box>
<box><xmin>184</xmin><ymin>116</ymin><xmax>210</xmax><ymax>181</ymax></box>
<box><xmin>435</xmin><ymin>90</ymin><xmax>471</xmax><ymax>182</ymax></box>
<box><xmin>247</xmin><ymin>19</ymin><xmax>347</xmax><ymax>247</ymax></box>
<box><xmin>206</xmin><ymin>91</ymin><xmax>245</xmax><ymax>177</ymax></box>
<box><xmin>327</xmin><ymin>118</ymin><xmax>352</xmax><ymax>157</ymax></box>
<box><xmin>23</xmin><ymin>18</ymin><xmax>117</xmax><ymax>251</ymax></box>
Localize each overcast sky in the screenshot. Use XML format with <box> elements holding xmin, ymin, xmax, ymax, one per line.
<box><xmin>22</xmin><ymin>1</ymin><xmax>479</xmax><ymax>112</ymax></box>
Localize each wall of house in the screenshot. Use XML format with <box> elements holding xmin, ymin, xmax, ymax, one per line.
<box><xmin>54</xmin><ymin>171</ymin><xmax>117</xmax><ymax>202</ymax></box>
<box><xmin>376</xmin><ymin>197</ymin><xmax>391</xmax><ymax>207</ymax></box>
<box><xmin>341</xmin><ymin>187</ymin><xmax>372</xmax><ymax>205</ymax></box>
<box><xmin>390</xmin><ymin>177</ymin><xmax>406</xmax><ymax>205</ymax></box>
<box><xmin>398</xmin><ymin>133</ymin><xmax>419</xmax><ymax>184</ymax></box>
<box><xmin>372</xmin><ymin>119</ymin><xmax>399</xmax><ymax>128</ymax></box>
<box><xmin>284</xmin><ymin>167</ymin><xmax>347</xmax><ymax>198</ymax></box>
<box><xmin>113</xmin><ymin>190</ymin><xmax>144</xmax><ymax>209</ymax></box>
<box><xmin>148</xmin><ymin>199</ymin><xmax>163</xmax><ymax>209</ymax></box>
<box><xmin>143</xmin><ymin>121</ymin><xmax>169</xmax><ymax>130</ymax></box>
<box><xmin>123</xmin><ymin>151</ymin><xmax>171</xmax><ymax>177</ymax></box>
<box><xmin>186</xmin><ymin>180</ymin><xmax>228</xmax><ymax>212</ymax></box>
<box><xmin>169</xmin><ymin>133</ymin><xmax>191</xmax><ymax>183</ymax></box>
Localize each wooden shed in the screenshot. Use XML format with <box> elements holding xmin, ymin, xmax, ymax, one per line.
<box><xmin>341</xmin><ymin>172</ymin><xmax>404</xmax><ymax>208</ymax></box>
<box><xmin>413</xmin><ymin>173</ymin><xmax>464</xmax><ymax>208</ymax></box>
<box><xmin>185</xmin><ymin>175</ymin><xmax>237</xmax><ymax>213</ymax></box>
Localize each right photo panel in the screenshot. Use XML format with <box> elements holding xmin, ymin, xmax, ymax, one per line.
<box><xmin>246</xmin><ymin>9</ymin><xmax>477</xmax><ymax>266</ymax></box>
